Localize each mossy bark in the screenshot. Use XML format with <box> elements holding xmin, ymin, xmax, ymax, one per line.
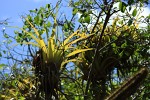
<box><xmin>105</xmin><ymin>67</ymin><xmax>148</xmax><ymax>100</ymax></box>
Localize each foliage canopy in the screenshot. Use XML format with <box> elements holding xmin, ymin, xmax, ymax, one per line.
<box><xmin>0</xmin><ymin>0</ymin><xmax>150</xmax><ymax>100</ymax></box>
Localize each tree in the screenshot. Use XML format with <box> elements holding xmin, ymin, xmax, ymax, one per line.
<box><xmin>70</xmin><ymin>0</ymin><xmax>149</xmax><ymax>99</ymax></box>
<box><xmin>0</xmin><ymin>0</ymin><xmax>149</xmax><ymax>100</ymax></box>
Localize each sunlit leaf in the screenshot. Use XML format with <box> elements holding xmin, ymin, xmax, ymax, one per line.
<box><xmin>66</xmin><ymin>48</ymin><xmax>93</xmax><ymax>58</ymax></box>
<box><xmin>47</xmin><ymin>21</ymin><xmax>51</xmax><ymax>27</ymax></box>
<box><xmin>119</xmin><ymin>2</ymin><xmax>127</xmax><ymax>13</ymax></box>
<box><xmin>46</xmin><ymin>4</ymin><xmax>50</xmax><ymax>9</ymax></box>
<box><xmin>132</xmin><ymin>9</ymin><xmax>137</xmax><ymax>17</ymax></box>
<box><xmin>73</xmin><ymin>8</ymin><xmax>78</xmax><ymax>15</ymax></box>
<box><xmin>23</xmin><ymin>42</ymin><xmax>40</xmax><ymax>47</ymax></box>
<box><xmin>61</xmin><ymin>59</ymin><xmax>82</xmax><ymax>68</ymax></box>
<box><xmin>25</xmin><ymin>18</ymin><xmax>47</xmax><ymax>54</ymax></box>
<box><xmin>0</xmin><ymin>64</ymin><xmax>6</xmax><ymax>69</ymax></box>
<box><xmin>65</xmin><ymin>34</ymin><xmax>94</xmax><ymax>49</ymax></box>
<box><xmin>84</xmin><ymin>15</ymin><xmax>90</xmax><ymax>23</ymax></box>
<box><xmin>34</xmin><ymin>16</ymin><xmax>40</xmax><ymax>24</ymax></box>
<box><xmin>63</xmin><ymin>30</ymin><xmax>78</xmax><ymax>45</ymax></box>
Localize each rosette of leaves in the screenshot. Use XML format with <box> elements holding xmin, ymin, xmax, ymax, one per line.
<box><xmin>76</xmin><ymin>18</ymin><xmax>143</xmax><ymax>99</ymax></box>
<box><xmin>13</xmin><ymin>3</ymin><xmax>93</xmax><ymax>99</ymax></box>
<box><xmin>80</xmin><ymin>16</ymin><xmax>143</xmax><ymax>78</ymax></box>
<box><xmin>16</xmin><ymin>15</ymin><xmax>93</xmax><ymax>99</ymax></box>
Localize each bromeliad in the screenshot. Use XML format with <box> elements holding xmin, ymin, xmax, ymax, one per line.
<box><xmin>17</xmin><ymin>15</ymin><xmax>93</xmax><ymax>99</ymax></box>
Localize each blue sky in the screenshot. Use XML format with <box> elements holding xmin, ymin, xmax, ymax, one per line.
<box><xmin>0</xmin><ymin>1</ymin><xmax>149</xmax><ymax>63</ymax></box>
<box><xmin>0</xmin><ymin>0</ymin><xmax>73</xmax><ymax>66</ymax></box>
<box><xmin>0</xmin><ymin>0</ymin><xmax>72</xmax><ymax>36</ymax></box>
<box><xmin>0</xmin><ymin>0</ymin><xmax>149</xmax><ymax>73</ymax></box>
<box><xmin>0</xmin><ymin>0</ymin><xmax>54</xmax><ymax>25</ymax></box>
<box><xmin>1</xmin><ymin>0</ymin><xmax>149</xmax><ymax>41</ymax></box>
<box><xmin>0</xmin><ymin>0</ymin><xmax>54</xmax><ymax>39</ymax></box>
<box><xmin>0</xmin><ymin>0</ymin><xmax>51</xmax><ymax>68</ymax></box>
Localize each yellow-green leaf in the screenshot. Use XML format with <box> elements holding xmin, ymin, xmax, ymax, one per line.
<box><xmin>61</xmin><ymin>59</ymin><xmax>82</xmax><ymax>68</ymax></box>
<box><xmin>23</xmin><ymin>42</ymin><xmax>40</xmax><ymax>47</ymax></box>
<box><xmin>66</xmin><ymin>48</ymin><xmax>93</xmax><ymax>58</ymax></box>
<box><xmin>23</xmin><ymin>19</ymin><xmax>47</xmax><ymax>53</ymax></box>
<box><xmin>63</xmin><ymin>30</ymin><xmax>79</xmax><ymax>45</ymax></box>
<box><xmin>47</xmin><ymin>37</ymin><xmax>55</xmax><ymax>60</ymax></box>
<box><xmin>65</xmin><ymin>34</ymin><xmax>94</xmax><ymax>50</ymax></box>
<box><xmin>132</xmin><ymin>9</ymin><xmax>137</xmax><ymax>17</ymax></box>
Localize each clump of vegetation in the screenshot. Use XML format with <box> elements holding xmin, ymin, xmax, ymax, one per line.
<box><xmin>0</xmin><ymin>0</ymin><xmax>150</xmax><ymax>100</ymax></box>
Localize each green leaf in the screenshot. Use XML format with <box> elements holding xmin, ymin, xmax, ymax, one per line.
<box><xmin>111</xmin><ymin>43</ymin><xmax>116</xmax><ymax>47</ymax></box>
<box><xmin>29</xmin><ymin>10</ymin><xmax>36</xmax><ymax>13</ymax></box>
<box><xmin>132</xmin><ymin>9</ymin><xmax>137</xmax><ymax>17</ymax></box>
<box><xmin>4</xmin><ymin>73</ymin><xmax>9</xmax><ymax>77</ymax></box>
<box><xmin>47</xmin><ymin>21</ymin><xmax>51</xmax><ymax>27</ymax></box>
<box><xmin>112</xmin><ymin>35</ymin><xmax>118</xmax><ymax>40</ymax></box>
<box><xmin>19</xmin><ymin>97</ymin><xmax>25</xmax><ymax>100</ymax></box>
<box><xmin>140</xmin><ymin>2</ymin><xmax>143</xmax><ymax>7</ymax></box>
<box><xmin>12</xmin><ymin>80</ymin><xmax>16</xmax><ymax>87</ymax></box>
<box><xmin>39</xmin><ymin>19</ymin><xmax>43</xmax><ymax>26</ymax></box>
<box><xmin>34</xmin><ymin>16</ymin><xmax>40</xmax><ymax>24</ymax></box>
<box><xmin>63</xmin><ymin>23</ymin><xmax>69</xmax><ymax>31</ymax></box>
<box><xmin>27</xmin><ymin>15</ymin><xmax>32</xmax><ymax>22</ymax></box>
<box><xmin>128</xmin><ymin>18</ymin><xmax>133</xmax><ymax>26</ymax></box>
<box><xmin>46</xmin><ymin>4</ymin><xmax>50</xmax><ymax>9</ymax></box>
<box><xmin>41</xmin><ymin>13</ymin><xmax>44</xmax><ymax>18</ymax></box>
<box><xmin>23</xmin><ymin>25</ymin><xmax>28</xmax><ymax>29</ymax></box>
<box><xmin>3</xmin><ymin>33</ymin><xmax>9</xmax><ymax>38</ymax></box>
<box><xmin>78</xmin><ymin>17</ymin><xmax>83</xmax><ymax>23</ymax></box>
<box><xmin>119</xmin><ymin>51</ymin><xmax>124</xmax><ymax>57</ymax></box>
<box><xmin>118</xmin><ymin>20</ymin><xmax>123</xmax><ymax>25</ymax></box>
<box><xmin>0</xmin><ymin>64</ymin><xmax>6</xmax><ymax>69</ymax></box>
<box><xmin>119</xmin><ymin>2</ymin><xmax>127</xmax><ymax>13</ymax></box>
<box><xmin>73</xmin><ymin>8</ymin><xmax>78</xmax><ymax>15</ymax></box>
<box><xmin>84</xmin><ymin>15</ymin><xmax>90</xmax><ymax>23</ymax></box>
<box><xmin>74</xmin><ymin>1</ymin><xmax>80</xmax><ymax>6</ymax></box>
<box><xmin>121</xmin><ymin>41</ymin><xmax>127</xmax><ymax>48</ymax></box>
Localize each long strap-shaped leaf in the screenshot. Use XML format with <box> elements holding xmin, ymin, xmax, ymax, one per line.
<box><xmin>48</xmin><ymin>36</ymin><xmax>55</xmax><ymax>61</ymax></box>
<box><xmin>66</xmin><ymin>48</ymin><xmax>93</xmax><ymax>58</ymax></box>
<box><xmin>47</xmin><ymin>6</ymin><xmax>58</xmax><ymax>61</ymax></box>
<box><xmin>25</xmin><ymin>18</ymin><xmax>47</xmax><ymax>60</ymax></box>
<box><xmin>64</xmin><ymin>33</ymin><xmax>94</xmax><ymax>50</ymax></box>
<box><xmin>63</xmin><ymin>30</ymin><xmax>79</xmax><ymax>45</ymax></box>
<box><xmin>66</xmin><ymin>34</ymin><xmax>94</xmax><ymax>47</ymax></box>
<box><xmin>61</xmin><ymin>59</ymin><xmax>82</xmax><ymax>68</ymax></box>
